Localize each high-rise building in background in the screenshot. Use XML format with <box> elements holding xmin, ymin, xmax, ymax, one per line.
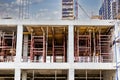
<box><xmin>110</xmin><ymin>0</ymin><xmax>120</xmax><ymax>19</ymax></box>
<box><xmin>99</xmin><ymin>4</ymin><xmax>104</xmax><ymax>19</ymax></box>
<box><xmin>115</xmin><ymin>0</ymin><xmax>120</xmax><ymax>18</ymax></box>
<box><xmin>99</xmin><ymin>0</ymin><xmax>120</xmax><ymax>19</ymax></box>
<box><xmin>111</xmin><ymin>1</ymin><xmax>116</xmax><ymax>19</ymax></box>
<box><xmin>62</xmin><ymin>0</ymin><xmax>78</xmax><ymax>20</ymax></box>
<box><xmin>99</xmin><ymin>0</ymin><xmax>112</xmax><ymax>19</ymax></box>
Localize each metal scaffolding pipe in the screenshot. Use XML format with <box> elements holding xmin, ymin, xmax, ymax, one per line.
<box><xmin>52</xmin><ymin>27</ymin><xmax>55</xmax><ymax>62</ymax></box>
<box><xmin>46</xmin><ymin>27</ymin><xmax>48</xmax><ymax>62</ymax></box>
<box><xmin>43</xmin><ymin>32</ymin><xmax>46</xmax><ymax>62</ymax></box>
<box><xmin>93</xmin><ymin>29</ymin><xmax>96</xmax><ymax>62</ymax></box>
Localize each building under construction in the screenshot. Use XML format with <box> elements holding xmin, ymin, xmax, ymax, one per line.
<box><xmin>0</xmin><ymin>19</ymin><xmax>119</xmax><ymax>80</ymax></box>
<box><xmin>0</xmin><ymin>0</ymin><xmax>120</xmax><ymax>80</ymax></box>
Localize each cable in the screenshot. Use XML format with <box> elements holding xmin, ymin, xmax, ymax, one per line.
<box><xmin>77</xmin><ymin>2</ymin><xmax>90</xmax><ymax>18</ymax></box>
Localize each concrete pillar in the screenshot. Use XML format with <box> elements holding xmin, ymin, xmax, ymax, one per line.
<box><xmin>68</xmin><ymin>68</ymin><xmax>74</xmax><ymax>80</ymax></box>
<box><xmin>114</xmin><ymin>22</ymin><xmax>120</xmax><ymax>80</ymax></box>
<box><xmin>68</xmin><ymin>25</ymin><xmax>74</xmax><ymax>63</ymax></box>
<box><xmin>116</xmin><ymin>45</ymin><xmax>120</xmax><ymax>80</ymax></box>
<box><xmin>14</xmin><ymin>68</ymin><xmax>21</xmax><ymax>80</ymax></box>
<box><xmin>68</xmin><ymin>25</ymin><xmax>74</xmax><ymax>80</ymax></box>
<box><xmin>23</xmin><ymin>35</ymin><xmax>28</xmax><ymax>62</ymax></box>
<box><xmin>15</xmin><ymin>24</ymin><xmax>23</xmax><ymax>63</ymax></box>
<box><xmin>22</xmin><ymin>71</ymin><xmax>27</xmax><ymax>80</ymax></box>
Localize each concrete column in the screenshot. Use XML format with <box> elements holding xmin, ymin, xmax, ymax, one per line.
<box><xmin>68</xmin><ymin>25</ymin><xmax>74</xmax><ymax>80</ymax></box>
<box><xmin>23</xmin><ymin>35</ymin><xmax>28</xmax><ymax>62</ymax></box>
<box><xmin>14</xmin><ymin>68</ymin><xmax>21</xmax><ymax>80</ymax></box>
<box><xmin>22</xmin><ymin>71</ymin><xmax>27</xmax><ymax>80</ymax></box>
<box><xmin>68</xmin><ymin>68</ymin><xmax>74</xmax><ymax>80</ymax></box>
<box><xmin>68</xmin><ymin>25</ymin><xmax>74</xmax><ymax>63</ymax></box>
<box><xmin>115</xmin><ymin>22</ymin><xmax>120</xmax><ymax>80</ymax></box>
<box><xmin>15</xmin><ymin>24</ymin><xmax>23</xmax><ymax>63</ymax></box>
<box><xmin>116</xmin><ymin>45</ymin><xmax>120</xmax><ymax>80</ymax></box>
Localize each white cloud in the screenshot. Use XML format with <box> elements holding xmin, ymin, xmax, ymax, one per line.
<box><xmin>53</xmin><ymin>11</ymin><xmax>59</xmax><ymax>15</ymax></box>
<box><xmin>31</xmin><ymin>0</ymin><xmax>43</xmax><ymax>4</ymax></box>
<box><xmin>0</xmin><ymin>1</ymin><xmax>20</xmax><ymax>19</ymax></box>
<box><xmin>33</xmin><ymin>9</ymin><xmax>61</xmax><ymax>20</ymax></box>
<box><xmin>38</xmin><ymin>9</ymin><xmax>48</xmax><ymax>12</ymax></box>
<box><xmin>12</xmin><ymin>0</ymin><xmax>44</xmax><ymax>7</ymax></box>
<box><xmin>16</xmin><ymin>0</ymin><xmax>21</xmax><ymax>5</ymax></box>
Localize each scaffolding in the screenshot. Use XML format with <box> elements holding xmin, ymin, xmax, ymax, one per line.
<box><xmin>0</xmin><ymin>31</ymin><xmax>16</xmax><ymax>62</ymax></box>
<box><xmin>75</xmin><ymin>27</ymin><xmax>112</xmax><ymax>63</ymax></box>
<box><xmin>96</xmin><ymin>30</ymin><xmax>112</xmax><ymax>62</ymax></box>
<box><xmin>52</xmin><ymin>31</ymin><xmax>66</xmax><ymax>62</ymax></box>
<box><xmin>23</xmin><ymin>26</ymin><xmax>68</xmax><ymax>63</ymax></box>
<box><xmin>75</xmin><ymin>29</ymin><xmax>91</xmax><ymax>62</ymax></box>
<box><xmin>30</xmin><ymin>33</ymin><xmax>46</xmax><ymax>62</ymax></box>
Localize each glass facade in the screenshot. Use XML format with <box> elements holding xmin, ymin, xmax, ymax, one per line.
<box><xmin>99</xmin><ymin>0</ymin><xmax>112</xmax><ymax>19</ymax></box>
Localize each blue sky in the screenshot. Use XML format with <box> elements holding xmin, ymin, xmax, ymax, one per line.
<box><xmin>0</xmin><ymin>0</ymin><xmax>102</xmax><ymax>20</ymax></box>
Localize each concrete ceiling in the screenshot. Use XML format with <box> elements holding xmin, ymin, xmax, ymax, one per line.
<box><xmin>0</xmin><ymin>25</ymin><xmax>17</xmax><ymax>33</ymax></box>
